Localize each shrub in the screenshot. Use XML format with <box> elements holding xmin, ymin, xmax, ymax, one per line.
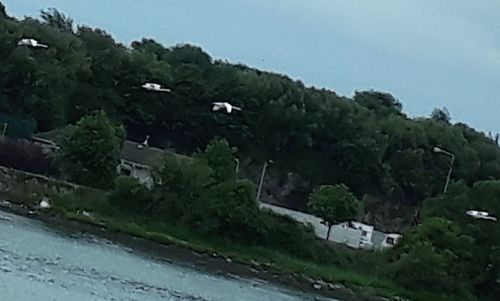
<box><xmin>259</xmin><ymin>209</ymin><xmax>336</xmax><ymax>262</ymax></box>
<box><xmin>152</xmin><ymin>153</ymin><xmax>214</xmax><ymax>220</ymax></box>
<box><xmin>191</xmin><ymin>179</ymin><xmax>259</xmax><ymax>239</ymax></box>
<box><xmin>108</xmin><ymin>177</ymin><xmax>153</xmax><ymax>214</ymax></box>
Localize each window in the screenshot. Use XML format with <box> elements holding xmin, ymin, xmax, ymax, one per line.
<box><xmin>120</xmin><ymin>168</ymin><xmax>132</xmax><ymax>176</ymax></box>
<box><xmin>361</xmin><ymin>230</ymin><xmax>368</xmax><ymax>237</ymax></box>
<box><xmin>386</xmin><ymin>237</ymin><xmax>395</xmax><ymax>245</ymax></box>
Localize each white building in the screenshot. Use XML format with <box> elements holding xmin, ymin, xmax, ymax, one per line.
<box><xmin>259</xmin><ymin>202</ymin><xmax>402</xmax><ymax>250</ymax></box>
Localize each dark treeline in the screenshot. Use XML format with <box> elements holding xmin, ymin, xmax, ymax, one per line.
<box><xmin>1</xmin><ymin>6</ymin><xmax>500</xmax><ymax>208</ymax></box>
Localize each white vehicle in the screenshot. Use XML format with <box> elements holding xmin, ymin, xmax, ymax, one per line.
<box><xmin>141</xmin><ymin>83</ymin><xmax>171</xmax><ymax>92</ymax></box>
<box><xmin>466</xmin><ymin>210</ymin><xmax>497</xmax><ymax>221</ymax></box>
<box><xmin>17</xmin><ymin>38</ymin><xmax>48</xmax><ymax>48</ymax></box>
<box><xmin>381</xmin><ymin>233</ymin><xmax>402</xmax><ymax>249</ymax></box>
<box><xmin>212</xmin><ymin>102</ymin><xmax>242</xmax><ymax>113</ymax></box>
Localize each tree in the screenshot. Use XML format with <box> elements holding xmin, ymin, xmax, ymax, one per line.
<box><xmin>40</xmin><ymin>8</ymin><xmax>74</xmax><ymax>32</ymax></box>
<box><xmin>0</xmin><ymin>2</ymin><xmax>6</xmax><ymax>19</ymax></box>
<box><xmin>108</xmin><ymin>176</ymin><xmax>153</xmax><ymax>214</ymax></box>
<box><xmin>57</xmin><ymin>112</ymin><xmax>125</xmax><ymax>189</ymax></box>
<box><xmin>152</xmin><ymin>153</ymin><xmax>214</xmax><ymax>219</ymax></box>
<box><xmin>390</xmin><ymin>217</ymin><xmax>477</xmax><ymax>297</ymax></box>
<box><xmin>193</xmin><ymin>179</ymin><xmax>259</xmax><ymax>239</ymax></box>
<box><xmin>354</xmin><ymin>90</ymin><xmax>403</xmax><ymax>115</ymax></box>
<box><xmin>308</xmin><ymin>184</ymin><xmax>360</xmax><ymax>239</ymax></box>
<box><xmin>196</xmin><ymin>138</ymin><xmax>236</xmax><ymax>183</ymax></box>
<box><xmin>431</xmin><ymin>107</ymin><xmax>451</xmax><ymax>123</ymax></box>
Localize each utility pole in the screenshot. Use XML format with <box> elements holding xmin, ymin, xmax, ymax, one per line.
<box><xmin>1</xmin><ymin>123</ymin><xmax>7</xmax><ymax>139</ymax></box>
<box><xmin>255</xmin><ymin>159</ymin><xmax>273</xmax><ymax>202</ymax></box>
<box><xmin>433</xmin><ymin>147</ymin><xmax>455</xmax><ymax>193</ymax></box>
<box><xmin>234</xmin><ymin>158</ymin><xmax>240</xmax><ymax>175</ymax></box>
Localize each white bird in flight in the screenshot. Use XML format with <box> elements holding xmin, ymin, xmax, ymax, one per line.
<box><xmin>466</xmin><ymin>210</ymin><xmax>497</xmax><ymax>221</ymax></box>
<box><xmin>141</xmin><ymin>83</ymin><xmax>171</xmax><ymax>93</ymax></box>
<box><xmin>17</xmin><ymin>38</ymin><xmax>48</xmax><ymax>48</ymax></box>
<box><xmin>212</xmin><ymin>102</ymin><xmax>242</xmax><ymax>113</ymax></box>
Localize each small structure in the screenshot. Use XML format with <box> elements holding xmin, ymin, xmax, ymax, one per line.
<box><xmin>118</xmin><ymin>140</ymin><xmax>165</xmax><ymax>187</ymax></box>
<box><xmin>32</xmin><ymin>130</ymin><xmax>166</xmax><ymax>188</ymax></box>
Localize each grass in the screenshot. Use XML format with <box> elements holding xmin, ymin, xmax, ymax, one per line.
<box><xmin>4</xmin><ymin>181</ymin><xmax>463</xmax><ymax>301</ymax></box>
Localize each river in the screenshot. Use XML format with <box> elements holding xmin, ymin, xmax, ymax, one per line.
<box><xmin>0</xmin><ymin>210</ymin><xmax>336</xmax><ymax>301</ymax></box>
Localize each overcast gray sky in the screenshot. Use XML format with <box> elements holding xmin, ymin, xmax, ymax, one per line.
<box><xmin>4</xmin><ymin>0</ymin><xmax>500</xmax><ymax>134</ymax></box>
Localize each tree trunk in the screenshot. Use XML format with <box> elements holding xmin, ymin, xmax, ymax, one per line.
<box><xmin>326</xmin><ymin>224</ymin><xmax>332</xmax><ymax>240</ymax></box>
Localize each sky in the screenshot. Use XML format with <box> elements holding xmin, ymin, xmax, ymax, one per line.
<box><xmin>3</xmin><ymin>0</ymin><xmax>500</xmax><ymax>134</ymax></box>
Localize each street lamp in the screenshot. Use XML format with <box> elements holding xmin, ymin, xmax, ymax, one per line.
<box><xmin>433</xmin><ymin>146</ymin><xmax>455</xmax><ymax>193</ymax></box>
<box><xmin>234</xmin><ymin>158</ymin><xmax>240</xmax><ymax>175</ymax></box>
<box><xmin>1</xmin><ymin>123</ymin><xmax>7</xmax><ymax>139</ymax></box>
<box><xmin>256</xmin><ymin>159</ymin><xmax>273</xmax><ymax>202</ymax></box>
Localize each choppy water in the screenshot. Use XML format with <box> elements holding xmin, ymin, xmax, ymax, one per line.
<box><xmin>0</xmin><ymin>211</ymin><xmax>336</xmax><ymax>301</ymax></box>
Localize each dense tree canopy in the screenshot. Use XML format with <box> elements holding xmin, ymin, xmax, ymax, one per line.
<box><xmin>56</xmin><ymin>111</ymin><xmax>125</xmax><ymax>188</ymax></box>
<box><xmin>1</xmin><ymin>6</ymin><xmax>500</xmax><ymax>209</ymax></box>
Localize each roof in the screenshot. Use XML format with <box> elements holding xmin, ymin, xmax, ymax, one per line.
<box><xmin>120</xmin><ymin>140</ymin><xmax>165</xmax><ymax>166</ymax></box>
<box><xmin>33</xmin><ymin>129</ymin><xmax>168</xmax><ymax>166</ymax></box>
<box><xmin>34</xmin><ymin>129</ymin><xmax>63</xmax><ymax>142</ymax></box>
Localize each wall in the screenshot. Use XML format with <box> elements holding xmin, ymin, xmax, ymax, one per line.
<box><xmin>0</xmin><ymin>165</ymin><xmax>79</xmax><ymax>202</ymax></box>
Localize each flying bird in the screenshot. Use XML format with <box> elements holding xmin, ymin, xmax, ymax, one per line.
<box><xmin>466</xmin><ymin>210</ymin><xmax>497</xmax><ymax>221</ymax></box>
<box><xmin>141</xmin><ymin>83</ymin><xmax>171</xmax><ymax>93</ymax></box>
<box><xmin>212</xmin><ymin>102</ymin><xmax>242</xmax><ymax>113</ymax></box>
<box><xmin>17</xmin><ymin>38</ymin><xmax>48</xmax><ymax>48</ymax></box>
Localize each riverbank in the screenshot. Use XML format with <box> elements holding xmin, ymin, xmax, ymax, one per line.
<box><xmin>0</xmin><ymin>199</ymin><xmax>408</xmax><ymax>301</ymax></box>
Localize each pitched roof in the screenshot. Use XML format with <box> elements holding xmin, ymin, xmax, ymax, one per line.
<box><xmin>33</xmin><ymin>130</ymin><xmax>167</xmax><ymax>166</ymax></box>
<box><xmin>120</xmin><ymin>140</ymin><xmax>165</xmax><ymax>166</ymax></box>
<box><xmin>34</xmin><ymin>129</ymin><xmax>63</xmax><ymax>142</ymax></box>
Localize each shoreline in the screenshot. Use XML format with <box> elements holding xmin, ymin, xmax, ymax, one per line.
<box><xmin>0</xmin><ymin>201</ymin><xmax>388</xmax><ymax>301</ymax></box>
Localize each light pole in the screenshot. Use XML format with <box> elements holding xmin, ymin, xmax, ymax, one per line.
<box><xmin>433</xmin><ymin>146</ymin><xmax>455</xmax><ymax>193</ymax></box>
<box><xmin>256</xmin><ymin>159</ymin><xmax>273</xmax><ymax>202</ymax></box>
<box><xmin>234</xmin><ymin>158</ymin><xmax>240</xmax><ymax>175</ymax></box>
<box><xmin>1</xmin><ymin>123</ymin><xmax>7</xmax><ymax>139</ymax></box>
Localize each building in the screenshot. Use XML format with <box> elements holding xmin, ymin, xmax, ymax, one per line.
<box><xmin>32</xmin><ymin>130</ymin><xmax>165</xmax><ymax>188</ymax></box>
<box><xmin>259</xmin><ymin>202</ymin><xmax>402</xmax><ymax>250</ymax></box>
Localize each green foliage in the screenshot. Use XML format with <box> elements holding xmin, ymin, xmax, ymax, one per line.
<box><xmin>1</xmin><ymin>4</ymin><xmax>500</xmax><ymax>208</ymax></box>
<box><xmin>193</xmin><ymin>179</ymin><xmax>259</xmax><ymax>238</ymax></box>
<box><xmin>56</xmin><ymin>111</ymin><xmax>125</xmax><ymax>189</ymax></box>
<box><xmin>308</xmin><ymin>184</ymin><xmax>360</xmax><ymax>238</ymax></box>
<box><xmin>391</xmin><ymin>241</ymin><xmax>454</xmax><ymax>293</ymax></box>
<box><xmin>0</xmin><ymin>2</ymin><xmax>6</xmax><ymax>19</ymax></box>
<box><xmin>152</xmin><ymin>153</ymin><xmax>214</xmax><ymax>219</ymax></box>
<box><xmin>391</xmin><ymin>217</ymin><xmax>476</xmax><ymax>295</ymax></box>
<box><xmin>108</xmin><ymin>176</ymin><xmax>153</xmax><ymax>214</ymax></box>
<box><xmin>40</xmin><ymin>8</ymin><xmax>74</xmax><ymax>33</ymax></box>
<box><xmin>421</xmin><ymin>181</ymin><xmax>500</xmax><ymax>298</ymax></box>
<box><xmin>196</xmin><ymin>138</ymin><xmax>236</xmax><ymax>182</ymax></box>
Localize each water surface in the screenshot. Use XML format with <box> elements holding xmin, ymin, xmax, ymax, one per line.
<box><xmin>0</xmin><ymin>211</ymin><xmax>336</xmax><ymax>301</ymax></box>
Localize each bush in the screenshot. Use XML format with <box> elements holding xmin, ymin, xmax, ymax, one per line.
<box><xmin>191</xmin><ymin>179</ymin><xmax>259</xmax><ymax>239</ymax></box>
<box><xmin>108</xmin><ymin>177</ymin><xmax>153</xmax><ymax>214</ymax></box>
<box><xmin>259</xmin><ymin>209</ymin><xmax>336</xmax><ymax>262</ymax></box>
<box><xmin>391</xmin><ymin>241</ymin><xmax>453</xmax><ymax>292</ymax></box>
<box><xmin>196</xmin><ymin>138</ymin><xmax>236</xmax><ymax>182</ymax></box>
<box><xmin>152</xmin><ymin>153</ymin><xmax>214</xmax><ymax>219</ymax></box>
